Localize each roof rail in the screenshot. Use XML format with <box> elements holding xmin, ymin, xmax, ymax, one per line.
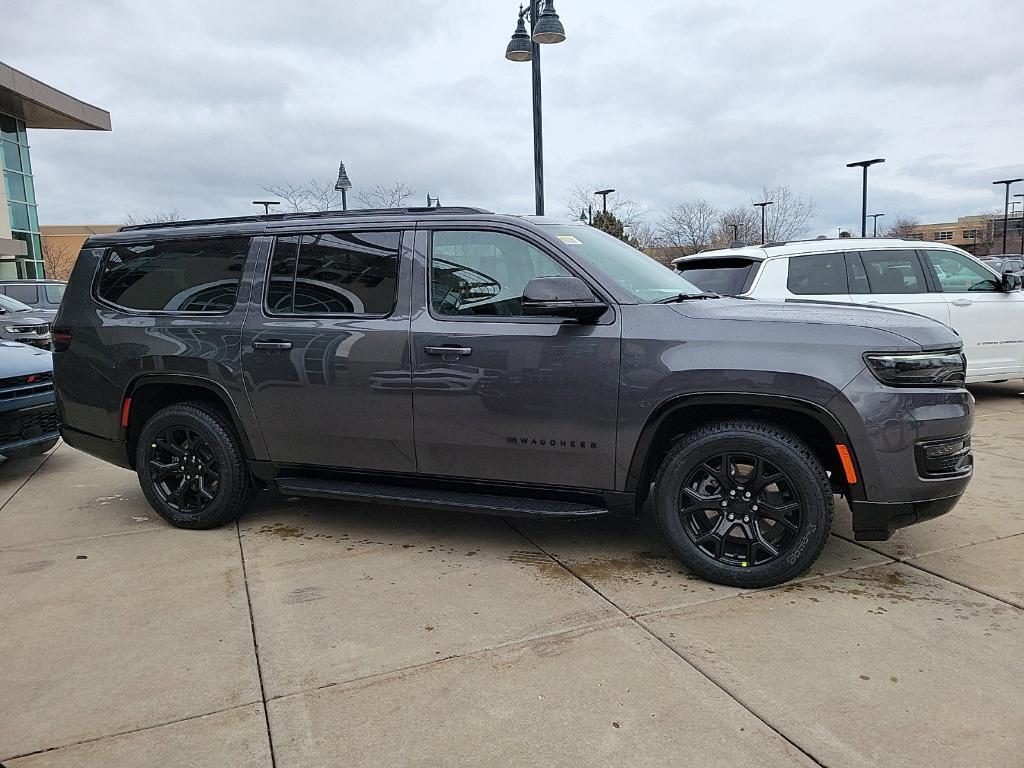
<box><xmin>119</xmin><ymin>206</ymin><xmax>493</xmax><ymax>232</ymax></box>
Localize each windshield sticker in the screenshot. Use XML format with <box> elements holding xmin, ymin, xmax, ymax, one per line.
<box><xmin>556</xmin><ymin>235</ymin><xmax>583</xmax><ymax>245</ymax></box>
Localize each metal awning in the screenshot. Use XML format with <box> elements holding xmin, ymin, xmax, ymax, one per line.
<box><xmin>0</xmin><ymin>62</ymin><xmax>110</xmax><ymax>131</ymax></box>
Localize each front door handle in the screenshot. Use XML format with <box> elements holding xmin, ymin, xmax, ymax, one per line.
<box><xmin>950</xmin><ymin>299</ymin><xmax>972</xmax><ymax>307</ymax></box>
<box><xmin>253</xmin><ymin>340</ymin><xmax>293</xmax><ymax>351</ymax></box>
<box><xmin>424</xmin><ymin>345</ymin><xmax>472</xmax><ymax>357</ymax></box>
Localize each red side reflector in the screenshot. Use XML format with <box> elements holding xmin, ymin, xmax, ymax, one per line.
<box><xmin>121</xmin><ymin>397</ymin><xmax>132</xmax><ymax>429</ymax></box>
<box><xmin>836</xmin><ymin>444</ymin><xmax>857</xmax><ymax>484</ymax></box>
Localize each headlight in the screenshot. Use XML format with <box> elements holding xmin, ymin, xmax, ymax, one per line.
<box><xmin>5</xmin><ymin>325</ymin><xmax>45</xmax><ymax>334</ymax></box>
<box><xmin>864</xmin><ymin>351</ymin><xmax>966</xmax><ymax>387</ymax></box>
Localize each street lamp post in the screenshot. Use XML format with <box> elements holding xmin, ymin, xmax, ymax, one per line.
<box><xmin>334</xmin><ymin>161</ymin><xmax>353</xmax><ymax>211</ymax></box>
<box><xmin>992</xmin><ymin>178</ymin><xmax>1023</xmax><ymax>254</ymax></box>
<box><xmin>1015</xmin><ymin>193</ymin><xmax>1024</xmax><ymax>256</ymax></box>
<box><xmin>505</xmin><ymin>0</ymin><xmax>566</xmax><ymax>216</ymax></box>
<box><xmin>729</xmin><ymin>223</ymin><xmax>740</xmax><ymax>245</ymax></box>
<box><xmin>847</xmin><ymin>158</ymin><xmax>886</xmax><ymax>237</ymax></box>
<box><xmin>753</xmin><ymin>201</ymin><xmax>773</xmax><ymax>245</ymax></box>
<box><xmin>252</xmin><ymin>200</ymin><xmax>280</xmax><ymax>215</ymax></box>
<box><xmin>868</xmin><ymin>213</ymin><xmax>885</xmax><ymax>237</ymax></box>
<box><xmin>595</xmin><ymin>188</ymin><xmax>615</xmax><ymax>214</ymax></box>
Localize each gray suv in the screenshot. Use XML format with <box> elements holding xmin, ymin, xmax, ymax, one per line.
<box><xmin>51</xmin><ymin>207</ymin><xmax>973</xmax><ymax>587</ymax></box>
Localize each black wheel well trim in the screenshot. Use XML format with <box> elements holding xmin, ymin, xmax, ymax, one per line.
<box><xmin>625</xmin><ymin>392</ymin><xmax>861</xmax><ymax>498</ymax></box>
<box><xmin>122</xmin><ymin>374</ymin><xmax>258</xmax><ymax>466</ymax></box>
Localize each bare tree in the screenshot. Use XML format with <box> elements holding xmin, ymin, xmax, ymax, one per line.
<box><xmin>658</xmin><ymin>199</ymin><xmax>720</xmax><ymax>253</ymax></box>
<box><xmin>563</xmin><ymin>184</ymin><xmax>646</xmax><ymax>230</ymax></box>
<box><xmin>355</xmin><ymin>183</ymin><xmax>416</xmax><ymax>209</ymax></box>
<box><xmin>880</xmin><ymin>214</ymin><xmax>921</xmax><ymax>240</ymax></box>
<box><xmin>261</xmin><ymin>180</ymin><xmax>341</xmax><ymax>213</ymax></box>
<box><xmin>714</xmin><ymin>206</ymin><xmax>760</xmax><ymax>247</ymax></box>
<box><xmin>756</xmin><ymin>185</ymin><xmax>816</xmax><ymax>242</ymax></box>
<box><xmin>626</xmin><ymin>219</ymin><xmax>659</xmax><ymax>250</ymax></box>
<box><xmin>123</xmin><ymin>209</ymin><xmax>184</xmax><ymax>226</ymax></box>
<box><xmin>41</xmin><ymin>237</ymin><xmax>77</xmax><ymax>281</ymax></box>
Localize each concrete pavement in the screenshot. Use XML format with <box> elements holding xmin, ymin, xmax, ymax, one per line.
<box><xmin>1</xmin><ymin>383</ymin><xmax>1022</xmax><ymax>767</ymax></box>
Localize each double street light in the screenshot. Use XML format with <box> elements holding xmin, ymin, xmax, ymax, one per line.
<box><xmin>993</xmin><ymin>178</ymin><xmax>1024</xmax><ymax>254</ymax></box>
<box><xmin>847</xmin><ymin>158</ymin><xmax>885</xmax><ymax>237</ymax></box>
<box><xmin>753</xmin><ymin>200</ymin><xmax>773</xmax><ymax>245</ymax></box>
<box><xmin>505</xmin><ymin>0</ymin><xmax>566</xmax><ymax>216</ymax></box>
<box><xmin>868</xmin><ymin>212</ymin><xmax>885</xmax><ymax>238</ymax></box>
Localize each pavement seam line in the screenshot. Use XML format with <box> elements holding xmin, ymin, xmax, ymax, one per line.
<box><xmin>502</xmin><ymin>519</ymin><xmax>829</xmax><ymax>768</ymax></box>
<box><xmin>831</xmin><ymin>532</ymin><xmax>1024</xmax><ymax>611</ymax></box>
<box><xmin>236</xmin><ymin>520</ymin><xmax>278</xmax><ymax>768</ymax></box>
<box><xmin>0</xmin><ymin>526</ymin><xmax>165</xmax><ymax>554</ymax></box>
<box><xmin>0</xmin><ymin>700</ymin><xmax>265</xmax><ymax>763</ymax></box>
<box><xmin>0</xmin><ymin>448</ymin><xmax>58</xmax><ymax>515</ymax></box>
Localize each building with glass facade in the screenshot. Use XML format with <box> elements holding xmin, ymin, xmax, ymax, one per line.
<box><xmin>0</xmin><ymin>62</ymin><xmax>110</xmax><ymax>280</ymax></box>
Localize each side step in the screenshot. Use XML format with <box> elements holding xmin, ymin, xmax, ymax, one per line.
<box><xmin>274</xmin><ymin>478</ymin><xmax>611</xmax><ymax>518</ymax></box>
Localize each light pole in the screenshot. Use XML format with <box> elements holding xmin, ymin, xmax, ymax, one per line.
<box><xmin>847</xmin><ymin>158</ymin><xmax>885</xmax><ymax>237</ymax></box>
<box><xmin>505</xmin><ymin>0</ymin><xmax>566</xmax><ymax>216</ymax></box>
<box><xmin>595</xmin><ymin>188</ymin><xmax>615</xmax><ymax>214</ymax></box>
<box><xmin>868</xmin><ymin>213</ymin><xmax>885</xmax><ymax>237</ymax></box>
<box><xmin>334</xmin><ymin>161</ymin><xmax>353</xmax><ymax>210</ymax></box>
<box><xmin>993</xmin><ymin>178</ymin><xmax>1023</xmax><ymax>254</ymax></box>
<box><xmin>1016</xmin><ymin>193</ymin><xmax>1024</xmax><ymax>256</ymax></box>
<box><xmin>729</xmin><ymin>223</ymin><xmax>740</xmax><ymax>245</ymax></box>
<box><xmin>754</xmin><ymin>201</ymin><xmax>773</xmax><ymax>245</ymax></box>
<box><xmin>252</xmin><ymin>200</ymin><xmax>279</xmax><ymax>215</ymax></box>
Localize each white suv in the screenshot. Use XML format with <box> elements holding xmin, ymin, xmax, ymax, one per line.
<box><xmin>673</xmin><ymin>238</ymin><xmax>1024</xmax><ymax>383</ymax></box>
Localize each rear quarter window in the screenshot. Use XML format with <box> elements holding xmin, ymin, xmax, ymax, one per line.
<box><xmin>97</xmin><ymin>237</ymin><xmax>251</xmax><ymax>312</ymax></box>
<box><xmin>786</xmin><ymin>252</ymin><xmax>848</xmax><ymax>295</ymax></box>
<box><xmin>675</xmin><ymin>258</ymin><xmax>758</xmax><ymax>295</ymax></box>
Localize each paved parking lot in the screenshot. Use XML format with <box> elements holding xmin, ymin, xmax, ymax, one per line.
<box><xmin>1</xmin><ymin>384</ymin><xmax>1022</xmax><ymax>767</ymax></box>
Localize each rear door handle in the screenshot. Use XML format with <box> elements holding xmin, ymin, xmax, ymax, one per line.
<box><xmin>424</xmin><ymin>345</ymin><xmax>472</xmax><ymax>357</ymax></box>
<box><xmin>950</xmin><ymin>300</ymin><xmax>972</xmax><ymax>307</ymax></box>
<box><xmin>253</xmin><ymin>340</ymin><xmax>293</xmax><ymax>351</ymax></box>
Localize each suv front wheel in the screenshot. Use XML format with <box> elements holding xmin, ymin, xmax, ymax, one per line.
<box><xmin>654</xmin><ymin>419</ymin><xmax>833</xmax><ymax>588</ymax></box>
<box><xmin>136</xmin><ymin>402</ymin><xmax>255</xmax><ymax>529</ymax></box>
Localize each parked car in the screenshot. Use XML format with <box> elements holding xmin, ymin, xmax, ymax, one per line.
<box><xmin>978</xmin><ymin>254</ymin><xmax>1024</xmax><ymax>275</ymax></box>
<box><xmin>674</xmin><ymin>238</ymin><xmax>1024</xmax><ymax>383</ymax></box>
<box><xmin>0</xmin><ymin>279</ymin><xmax>66</xmax><ymax>316</ymax></box>
<box><xmin>0</xmin><ymin>293</ymin><xmax>52</xmax><ymax>349</ymax></box>
<box><xmin>0</xmin><ymin>341</ymin><xmax>60</xmax><ymax>459</ymax></box>
<box><xmin>52</xmin><ymin>209</ymin><xmax>973</xmax><ymax>588</ymax></box>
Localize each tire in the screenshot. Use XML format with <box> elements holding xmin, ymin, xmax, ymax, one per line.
<box><xmin>135</xmin><ymin>402</ymin><xmax>255</xmax><ymax>529</ymax></box>
<box><xmin>653</xmin><ymin>419</ymin><xmax>833</xmax><ymax>588</ymax></box>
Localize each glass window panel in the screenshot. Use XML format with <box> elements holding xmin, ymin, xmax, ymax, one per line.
<box><xmin>431</xmin><ymin>230</ymin><xmax>571</xmax><ymax>317</ymax></box>
<box><xmin>846</xmin><ymin>253</ymin><xmax>870</xmax><ymax>294</ymax></box>
<box><xmin>859</xmin><ymin>250</ymin><xmax>927</xmax><ymax>294</ymax></box>
<box><xmin>45</xmin><ymin>284</ymin><xmax>66</xmax><ymax>304</ymax></box>
<box><xmin>98</xmin><ymin>236</ymin><xmax>251</xmax><ymax>312</ymax></box>
<box><xmin>8</xmin><ymin>201</ymin><xmax>30</xmax><ymax>231</ymax></box>
<box><xmin>924</xmin><ymin>250</ymin><xmax>1000</xmax><ymax>293</ymax></box>
<box><xmin>28</xmin><ymin>205</ymin><xmax>39</xmax><ymax>232</ymax></box>
<box><xmin>291</xmin><ymin>231</ymin><xmax>400</xmax><ymax>315</ymax></box>
<box><xmin>1</xmin><ymin>140</ymin><xmax>23</xmax><ymax>172</ymax></box>
<box><xmin>23</xmin><ymin>173</ymin><xmax>34</xmax><ymax>204</ymax></box>
<box><xmin>266</xmin><ymin>235</ymin><xmax>300</xmax><ymax>313</ymax></box>
<box><xmin>4</xmin><ymin>170</ymin><xmax>27</xmax><ymax>202</ymax></box>
<box><xmin>5</xmin><ymin>281</ymin><xmax>39</xmax><ymax>303</ymax></box>
<box><xmin>0</xmin><ymin>115</ymin><xmax>17</xmax><ymax>143</ymax></box>
<box><xmin>19</xmin><ymin>145</ymin><xmax>31</xmax><ymax>175</ymax></box>
<box><xmin>29</xmin><ymin>233</ymin><xmax>42</xmax><ymax>259</ymax></box>
<box><xmin>786</xmin><ymin>252</ymin><xmax>848</xmax><ymax>295</ymax></box>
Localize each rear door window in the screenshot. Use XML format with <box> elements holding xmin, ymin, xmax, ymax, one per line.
<box><xmin>44</xmin><ymin>284</ymin><xmax>65</xmax><ymax>305</ymax></box>
<box><xmin>97</xmin><ymin>237</ymin><xmax>251</xmax><ymax>312</ymax></box>
<box><xmin>675</xmin><ymin>258</ymin><xmax>757</xmax><ymax>295</ymax></box>
<box><xmin>4</xmin><ymin>283</ymin><xmax>39</xmax><ymax>305</ymax></box>
<box><xmin>266</xmin><ymin>231</ymin><xmax>401</xmax><ymax>316</ymax></box>
<box><xmin>786</xmin><ymin>253</ymin><xmax>847</xmax><ymax>295</ymax></box>
<box><xmin>857</xmin><ymin>250</ymin><xmax>928</xmax><ymax>294</ymax></box>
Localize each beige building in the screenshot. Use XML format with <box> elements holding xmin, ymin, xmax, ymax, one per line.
<box><xmin>909</xmin><ymin>214</ymin><xmax>1024</xmax><ymax>256</ymax></box>
<box><xmin>40</xmin><ymin>224</ymin><xmax>120</xmax><ymax>280</ymax></box>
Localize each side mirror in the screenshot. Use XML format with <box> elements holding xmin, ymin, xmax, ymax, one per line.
<box><xmin>522</xmin><ymin>276</ymin><xmax>607</xmax><ymax>322</ymax></box>
<box><xmin>1001</xmin><ymin>272</ymin><xmax>1023</xmax><ymax>292</ymax></box>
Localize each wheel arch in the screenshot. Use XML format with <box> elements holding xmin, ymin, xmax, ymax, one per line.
<box><xmin>122</xmin><ymin>374</ymin><xmax>262</xmax><ymax>468</ymax></box>
<box><xmin>626</xmin><ymin>393</ymin><xmax>859</xmax><ymax>511</ymax></box>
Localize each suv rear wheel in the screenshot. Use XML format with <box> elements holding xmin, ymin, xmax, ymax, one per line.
<box><xmin>653</xmin><ymin>419</ymin><xmax>833</xmax><ymax>588</ymax></box>
<box><xmin>136</xmin><ymin>402</ymin><xmax>255</xmax><ymax>529</ymax></box>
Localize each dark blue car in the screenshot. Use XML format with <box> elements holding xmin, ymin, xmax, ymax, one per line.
<box><xmin>0</xmin><ymin>341</ymin><xmax>59</xmax><ymax>459</ymax></box>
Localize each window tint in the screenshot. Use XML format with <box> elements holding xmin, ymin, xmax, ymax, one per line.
<box><xmin>44</xmin><ymin>284</ymin><xmax>65</xmax><ymax>304</ymax></box>
<box><xmin>676</xmin><ymin>259</ymin><xmax>756</xmax><ymax>295</ymax></box>
<box><xmin>267</xmin><ymin>231</ymin><xmax>400</xmax><ymax>315</ymax></box>
<box><xmin>846</xmin><ymin>253</ymin><xmax>870</xmax><ymax>294</ymax></box>
<box><xmin>924</xmin><ymin>250</ymin><xmax>999</xmax><ymax>293</ymax></box>
<box><xmin>431</xmin><ymin>230</ymin><xmax>571</xmax><ymax>317</ymax></box>
<box><xmin>3</xmin><ymin>283</ymin><xmax>39</xmax><ymax>305</ymax></box>
<box><xmin>858</xmin><ymin>250</ymin><xmax>927</xmax><ymax>294</ymax></box>
<box><xmin>786</xmin><ymin>253</ymin><xmax>847</xmax><ymax>295</ymax></box>
<box><xmin>98</xmin><ymin>237</ymin><xmax>250</xmax><ymax>312</ymax></box>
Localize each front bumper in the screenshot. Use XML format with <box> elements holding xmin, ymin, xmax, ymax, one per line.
<box><xmin>0</xmin><ymin>395</ymin><xmax>60</xmax><ymax>455</ymax></box>
<box><xmin>829</xmin><ymin>367</ymin><xmax>974</xmax><ymax>541</ymax></box>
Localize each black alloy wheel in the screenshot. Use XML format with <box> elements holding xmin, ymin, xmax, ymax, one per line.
<box><xmin>145</xmin><ymin>427</ymin><xmax>221</xmax><ymax>514</ymax></box>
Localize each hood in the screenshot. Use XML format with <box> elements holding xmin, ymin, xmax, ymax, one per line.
<box><xmin>669</xmin><ymin>297</ymin><xmax>961</xmax><ymax>350</ymax></box>
<box><xmin>0</xmin><ymin>314</ymin><xmax>49</xmax><ymax>326</ymax></box>
<box><xmin>0</xmin><ymin>341</ymin><xmax>53</xmax><ymax>377</ymax></box>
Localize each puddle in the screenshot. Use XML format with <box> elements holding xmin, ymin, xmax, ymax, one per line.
<box><xmin>257</xmin><ymin>523</ymin><xmax>305</xmax><ymax>539</ymax></box>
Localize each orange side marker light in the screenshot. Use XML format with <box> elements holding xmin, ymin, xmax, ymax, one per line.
<box><xmin>836</xmin><ymin>444</ymin><xmax>857</xmax><ymax>484</ymax></box>
<box><xmin>120</xmin><ymin>397</ymin><xmax>132</xmax><ymax>429</ymax></box>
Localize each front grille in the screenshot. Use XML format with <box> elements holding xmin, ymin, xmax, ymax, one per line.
<box><xmin>0</xmin><ymin>406</ymin><xmax>59</xmax><ymax>444</ymax></box>
<box><xmin>0</xmin><ymin>371</ymin><xmax>54</xmax><ymax>401</ymax></box>
<box><xmin>916</xmin><ymin>435</ymin><xmax>973</xmax><ymax>478</ymax></box>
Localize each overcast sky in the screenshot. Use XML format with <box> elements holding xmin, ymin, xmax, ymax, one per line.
<box><xmin>8</xmin><ymin>0</ymin><xmax>1024</xmax><ymax>234</ymax></box>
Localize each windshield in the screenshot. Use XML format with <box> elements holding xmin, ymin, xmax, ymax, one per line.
<box><xmin>541</xmin><ymin>225</ymin><xmax>702</xmax><ymax>302</ymax></box>
<box><xmin>0</xmin><ymin>293</ymin><xmax>33</xmax><ymax>312</ymax></box>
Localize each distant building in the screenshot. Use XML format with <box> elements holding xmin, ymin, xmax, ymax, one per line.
<box><xmin>910</xmin><ymin>214</ymin><xmax>1023</xmax><ymax>256</ymax></box>
<box><xmin>39</xmin><ymin>225</ymin><xmax>120</xmax><ymax>280</ymax></box>
<box><xmin>0</xmin><ymin>62</ymin><xmax>111</xmax><ymax>279</ymax></box>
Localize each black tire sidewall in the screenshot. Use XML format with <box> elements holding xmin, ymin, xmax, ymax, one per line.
<box><xmin>136</xmin><ymin>405</ymin><xmax>247</xmax><ymax>529</ymax></box>
<box><xmin>655</xmin><ymin>425</ymin><xmax>832</xmax><ymax>587</ymax></box>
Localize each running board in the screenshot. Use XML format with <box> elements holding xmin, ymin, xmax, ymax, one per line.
<box><xmin>274</xmin><ymin>478</ymin><xmax>611</xmax><ymax>518</ymax></box>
